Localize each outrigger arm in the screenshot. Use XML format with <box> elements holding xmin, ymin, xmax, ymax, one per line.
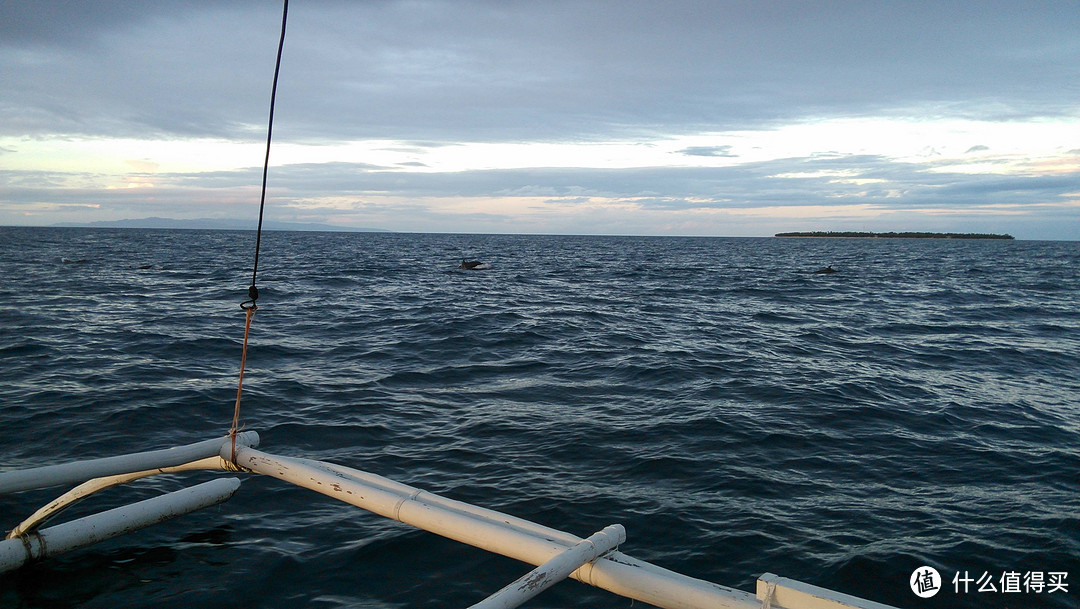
<box><xmin>1</xmin><ymin>433</ymin><xmax>897</xmax><ymax>609</ymax></box>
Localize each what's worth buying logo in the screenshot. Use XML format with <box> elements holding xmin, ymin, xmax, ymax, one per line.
<box><xmin>911</xmin><ymin>566</ymin><xmax>942</xmax><ymax>598</ymax></box>
<box><xmin>911</xmin><ymin>566</ymin><xmax>1069</xmax><ymax>598</ymax></box>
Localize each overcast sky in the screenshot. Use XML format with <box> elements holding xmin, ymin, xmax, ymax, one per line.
<box><xmin>2</xmin><ymin>1</ymin><xmax>1078</xmax><ymax>239</ymax></box>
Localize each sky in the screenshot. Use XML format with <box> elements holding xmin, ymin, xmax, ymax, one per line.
<box><xmin>1</xmin><ymin>1</ymin><xmax>1078</xmax><ymax>239</ymax></box>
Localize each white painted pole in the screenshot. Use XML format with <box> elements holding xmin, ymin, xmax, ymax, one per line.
<box><xmin>0</xmin><ymin>478</ymin><xmax>241</xmax><ymax>573</ymax></box>
<box><xmin>468</xmin><ymin>524</ymin><xmax>625</xmax><ymax>609</ymax></box>
<box><xmin>757</xmin><ymin>573</ymin><xmax>900</xmax><ymax>609</ymax></box>
<box><xmin>7</xmin><ymin>456</ymin><xmax>232</xmax><ymax>539</ymax></box>
<box><xmin>315</xmin><ymin>460</ymin><xmax>584</xmax><ymax>548</ymax></box>
<box><xmin>229</xmin><ymin>445</ymin><xmax>759</xmax><ymax>609</ymax></box>
<box><xmin>0</xmin><ymin>432</ymin><xmax>259</xmax><ymax>495</ymax></box>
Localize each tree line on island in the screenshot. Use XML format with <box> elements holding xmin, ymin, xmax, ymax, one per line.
<box><xmin>774</xmin><ymin>231</ymin><xmax>1014</xmax><ymax>240</ymax></box>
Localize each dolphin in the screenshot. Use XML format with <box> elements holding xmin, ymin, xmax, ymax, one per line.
<box><xmin>458</xmin><ymin>259</ymin><xmax>483</xmax><ymax>270</ymax></box>
<box><xmin>813</xmin><ymin>266</ymin><xmax>837</xmax><ymax>274</ymax></box>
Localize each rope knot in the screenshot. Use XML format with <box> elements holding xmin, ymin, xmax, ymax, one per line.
<box><xmin>241</xmin><ymin>284</ymin><xmax>259</xmax><ymax>310</ymax></box>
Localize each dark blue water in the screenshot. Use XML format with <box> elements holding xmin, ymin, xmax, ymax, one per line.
<box><xmin>1</xmin><ymin>227</ymin><xmax>1077</xmax><ymax>609</ymax></box>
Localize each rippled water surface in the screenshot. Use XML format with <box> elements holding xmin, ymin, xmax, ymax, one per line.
<box><xmin>1</xmin><ymin>227</ymin><xmax>1077</xmax><ymax>608</ymax></box>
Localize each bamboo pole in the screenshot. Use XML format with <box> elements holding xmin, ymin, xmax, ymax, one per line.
<box><xmin>228</xmin><ymin>445</ymin><xmax>759</xmax><ymax>609</ymax></box>
<box><xmin>7</xmin><ymin>456</ymin><xmax>234</xmax><ymax>539</ymax></box>
<box><xmin>0</xmin><ymin>478</ymin><xmax>241</xmax><ymax>573</ymax></box>
<box><xmin>0</xmin><ymin>432</ymin><xmax>259</xmax><ymax>495</ymax></box>
<box><xmin>468</xmin><ymin>524</ymin><xmax>625</xmax><ymax>609</ymax></box>
<box><xmin>757</xmin><ymin>573</ymin><xmax>900</xmax><ymax>609</ymax></box>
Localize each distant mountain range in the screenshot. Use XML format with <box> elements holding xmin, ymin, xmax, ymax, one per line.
<box><xmin>51</xmin><ymin>217</ymin><xmax>389</xmax><ymax>232</ymax></box>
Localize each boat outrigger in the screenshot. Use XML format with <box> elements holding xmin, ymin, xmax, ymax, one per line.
<box><xmin>1</xmin><ymin>2</ymin><xmax>899</xmax><ymax>607</ymax></box>
<box><xmin>1</xmin><ymin>433</ymin><xmax>897</xmax><ymax>609</ymax></box>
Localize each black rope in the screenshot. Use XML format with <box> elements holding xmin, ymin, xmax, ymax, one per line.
<box><xmin>243</xmin><ymin>0</ymin><xmax>289</xmax><ymax>310</ymax></box>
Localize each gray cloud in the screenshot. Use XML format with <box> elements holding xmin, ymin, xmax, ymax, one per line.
<box><xmin>3</xmin><ymin>1</ymin><xmax>1078</xmax><ymax>142</ymax></box>
<box><xmin>9</xmin><ymin>149</ymin><xmax>1072</xmax><ymax>217</ymax></box>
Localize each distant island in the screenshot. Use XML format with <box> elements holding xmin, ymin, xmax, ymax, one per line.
<box><xmin>775</xmin><ymin>231</ymin><xmax>1014</xmax><ymax>240</ymax></box>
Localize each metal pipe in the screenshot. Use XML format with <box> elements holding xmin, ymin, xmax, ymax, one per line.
<box><xmin>468</xmin><ymin>524</ymin><xmax>625</xmax><ymax>609</ymax></box>
<box><xmin>0</xmin><ymin>432</ymin><xmax>259</xmax><ymax>495</ymax></box>
<box><xmin>0</xmin><ymin>478</ymin><xmax>241</xmax><ymax>573</ymax></box>
<box><xmin>229</xmin><ymin>446</ymin><xmax>758</xmax><ymax>609</ymax></box>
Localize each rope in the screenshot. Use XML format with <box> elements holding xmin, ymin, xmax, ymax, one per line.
<box><xmin>230</xmin><ymin>305</ymin><xmax>257</xmax><ymax>462</ymax></box>
<box><xmin>247</xmin><ymin>0</ymin><xmax>289</xmax><ymax>302</ymax></box>
<box><xmin>761</xmin><ymin>580</ymin><xmax>777</xmax><ymax>609</ymax></box>
<box><xmin>229</xmin><ymin>0</ymin><xmax>289</xmax><ymax>462</ymax></box>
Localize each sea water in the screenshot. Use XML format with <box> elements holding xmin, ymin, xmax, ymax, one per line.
<box><xmin>0</xmin><ymin>227</ymin><xmax>1077</xmax><ymax>609</ymax></box>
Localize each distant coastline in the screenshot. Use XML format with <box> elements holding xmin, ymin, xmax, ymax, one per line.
<box><xmin>47</xmin><ymin>217</ymin><xmax>389</xmax><ymax>232</ymax></box>
<box><xmin>775</xmin><ymin>231</ymin><xmax>1014</xmax><ymax>240</ymax></box>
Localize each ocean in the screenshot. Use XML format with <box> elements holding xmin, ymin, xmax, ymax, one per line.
<box><xmin>1</xmin><ymin>227</ymin><xmax>1077</xmax><ymax>609</ymax></box>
